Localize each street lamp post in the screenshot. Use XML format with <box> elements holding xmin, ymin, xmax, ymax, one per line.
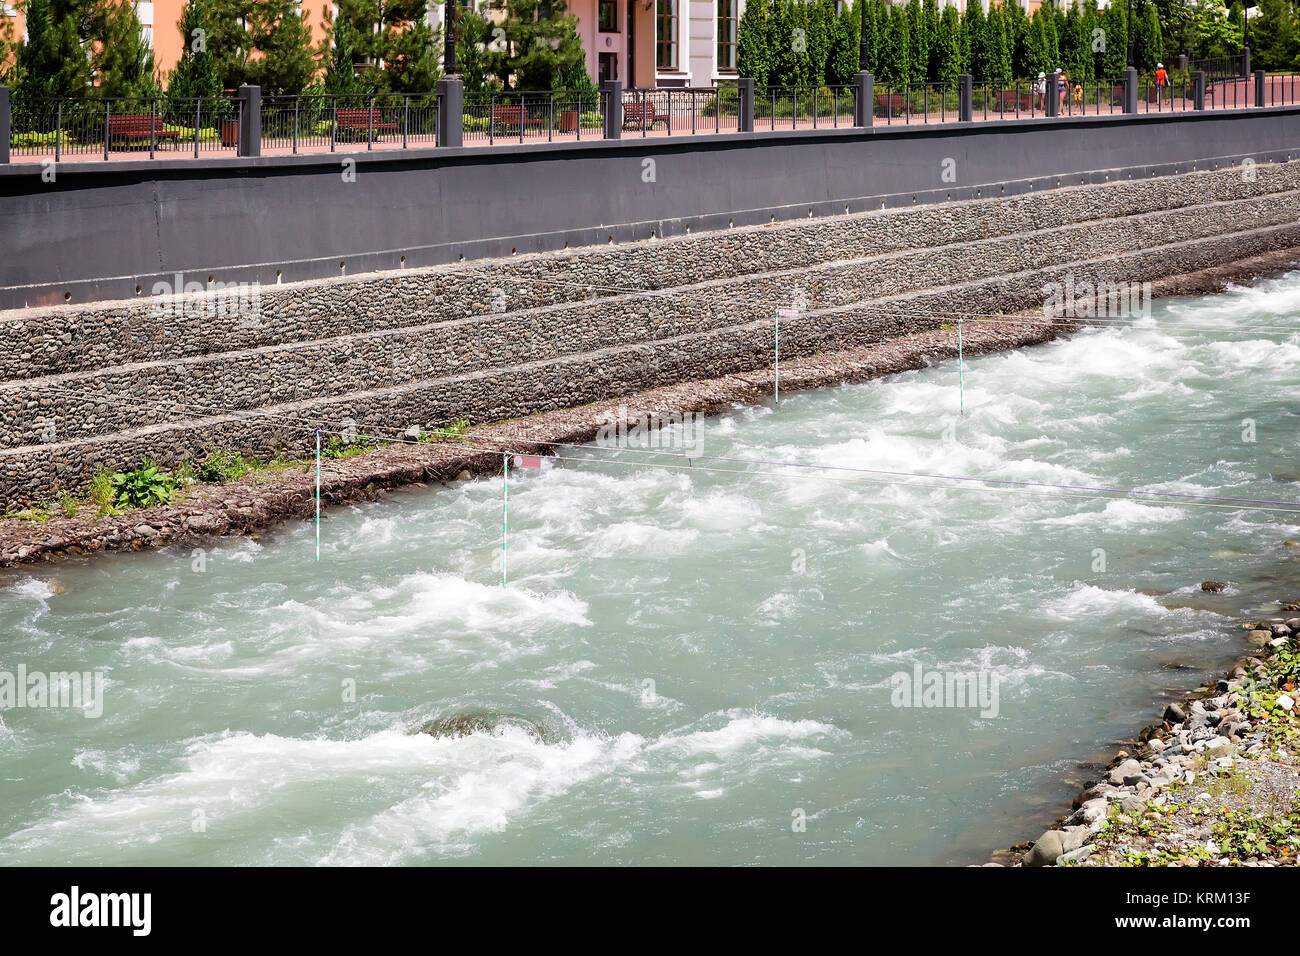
<box><xmin>860</xmin><ymin>0</ymin><xmax>868</xmax><ymax>71</ymax></box>
<box><xmin>444</xmin><ymin>0</ymin><xmax>458</xmax><ymax>75</ymax></box>
<box><xmin>1127</xmin><ymin>0</ymin><xmax>1134</xmax><ymax>69</ymax></box>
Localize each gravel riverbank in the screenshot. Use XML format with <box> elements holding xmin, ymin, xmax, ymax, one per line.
<box><xmin>1003</xmin><ymin>604</ymin><xmax>1300</xmax><ymax>867</ymax></box>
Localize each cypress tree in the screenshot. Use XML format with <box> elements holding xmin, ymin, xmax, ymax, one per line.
<box><xmin>827</xmin><ymin>0</ymin><xmax>863</xmax><ymax>84</ymax></box>
<box><xmin>906</xmin><ymin>0</ymin><xmax>928</xmax><ymax>83</ymax></box>
<box><xmin>936</xmin><ymin>3</ymin><xmax>962</xmax><ymax>88</ymax></box>
<box><xmin>737</xmin><ymin>0</ymin><xmax>775</xmax><ymax>89</ymax></box>
<box><xmin>879</xmin><ymin>1</ymin><xmax>911</xmax><ymax>85</ymax></box>
<box><xmin>1101</xmin><ymin>1</ymin><xmax>1128</xmax><ymax>77</ymax></box>
<box><xmin>166</xmin><ymin>0</ymin><xmax>222</xmax><ymax>98</ymax></box>
<box><xmin>965</xmin><ymin>0</ymin><xmax>987</xmax><ymax>79</ymax></box>
<box><xmin>93</xmin><ymin>0</ymin><xmax>160</xmax><ymax>98</ymax></box>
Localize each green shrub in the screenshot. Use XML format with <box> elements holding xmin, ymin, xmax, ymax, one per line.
<box><xmin>196</xmin><ymin>448</ymin><xmax>254</xmax><ymax>483</ymax></box>
<box><xmin>110</xmin><ymin>462</ymin><xmax>176</xmax><ymax>509</ymax></box>
<box><xmin>89</xmin><ymin>469</ymin><xmax>121</xmax><ymax>516</ymax></box>
<box><xmin>419</xmin><ymin>418</ymin><xmax>471</xmax><ymax>442</ymax></box>
<box><xmin>322</xmin><ymin>435</ymin><xmax>372</xmax><ymax>460</ymax></box>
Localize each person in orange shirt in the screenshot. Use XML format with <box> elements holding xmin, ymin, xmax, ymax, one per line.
<box><xmin>1154</xmin><ymin>62</ymin><xmax>1169</xmax><ymax>104</ymax></box>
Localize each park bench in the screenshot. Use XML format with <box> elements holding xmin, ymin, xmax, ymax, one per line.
<box><xmin>489</xmin><ymin>104</ymin><xmax>543</xmax><ymax>134</ymax></box>
<box><xmin>874</xmin><ymin>92</ymin><xmax>908</xmax><ymax>116</ymax></box>
<box><xmin>993</xmin><ymin>89</ymin><xmax>1034</xmax><ymax>111</ymax></box>
<box><xmin>107</xmin><ymin>114</ymin><xmax>180</xmax><ymax>150</ymax></box>
<box><xmin>622</xmin><ymin>100</ymin><xmax>669</xmax><ymax>130</ymax></box>
<box><xmin>335</xmin><ymin>108</ymin><xmax>399</xmax><ymax>141</ymax></box>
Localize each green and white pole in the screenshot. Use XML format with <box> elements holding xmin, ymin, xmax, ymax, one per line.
<box><xmin>774</xmin><ymin>310</ymin><xmax>780</xmax><ymax>404</ymax></box>
<box><xmin>957</xmin><ymin>318</ymin><xmax>965</xmax><ymax>416</ymax></box>
<box><xmin>502</xmin><ymin>453</ymin><xmax>509</xmax><ymax>587</ymax></box>
<box><xmin>315</xmin><ymin>429</ymin><xmax>321</xmax><ymax>561</ymax></box>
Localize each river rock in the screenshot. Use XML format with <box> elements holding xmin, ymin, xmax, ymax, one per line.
<box><xmin>1023</xmin><ymin>830</ymin><xmax>1067</xmax><ymax>867</ymax></box>
<box><xmin>1247</xmin><ymin>630</ymin><xmax>1273</xmax><ymax>646</ymax></box>
<box><xmin>1107</xmin><ymin>758</ymin><xmax>1142</xmax><ymax>785</ymax></box>
<box><xmin>1163</xmin><ymin>703</ymin><xmax>1186</xmax><ymax>723</ymax></box>
<box><xmin>1201</xmin><ymin>581</ymin><xmax>1227</xmax><ymax>592</ymax></box>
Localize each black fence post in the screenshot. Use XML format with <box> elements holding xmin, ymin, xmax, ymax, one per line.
<box><xmin>1046</xmin><ymin>73</ymin><xmax>1059</xmax><ymax>117</ymax></box>
<box><xmin>1242</xmin><ymin>46</ymin><xmax>1251</xmax><ymax>78</ymax></box>
<box><xmin>1193</xmin><ymin>70</ymin><xmax>1206</xmax><ymax>110</ymax></box>
<box><xmin>436</xmin><ymin>75</ymin><xmax>463</xmax><ymax>147</ymax></box>
<box><xmin>958</xmin><ymin>74</ymin><xmax>972</xmax><ymax>122</ymax></box>
<box><xmin>854</xmin><ymin>71</ymin><xmax>874</xmax><ymax>127</ymax></box>
<box><xmin>1255</xmin><ymin>69</ymin><xmax>1266</xmax><ymax>107</ymax></box>
<box><xmin>602</xmin><ymin>80</ymin><xmax>622</xmax><ymax>139</ymax></box>
<box><xmin>237</xmin><ymin>85</ymin><xmax>261</xmax><ymax>157</ymax></box>
<box><xmin>738</xmin><ymin>77</ymin><xmax>755</xmax><ymax>132</ymax></box>
<box><xmin>0</xmin><ymin>87</ymin><xmax>9</xmax><ymax>165</ymax></box>
<box><xmin>1123</xmin><ymin>67</ymin><xmax>1138</xmax><ymax>114</ymax></box>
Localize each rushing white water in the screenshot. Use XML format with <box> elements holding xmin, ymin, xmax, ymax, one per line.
<box><xmin>1</xmin><ymin>274</ymin><xmax>1298</xmax><ymax>866</ymax></box>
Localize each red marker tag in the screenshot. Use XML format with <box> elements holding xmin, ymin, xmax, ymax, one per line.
<box><xmin>512</xmin><ymin>455</ymin><xmax>542</xmax><ymax>469</ymax></box>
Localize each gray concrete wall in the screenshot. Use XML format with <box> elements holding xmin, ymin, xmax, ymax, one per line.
<box><xmin>1</xmin><ymin>106</ymin><xmax>1298</xmax><ymax>310</ymax></box>
<box><xmin>0</xmin><ymin>158</ymin><xmax>1298</xmax><ymax>510</ymax></box>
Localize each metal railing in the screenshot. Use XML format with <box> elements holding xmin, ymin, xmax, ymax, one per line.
<box><xmin>1135</xmin><ymin>76</ymin><xmax>1196</xmax><ymax>112</ymax></box>
<box><xmin>1259</xmin><ymin>73</ymin><xmax>1300</xmax><ymax>107</ymax></box>
<box><xmin>7</xmin><ymin>73</ymin><xmax>1300</xmax><ymax>164</ymax></box>
<box><xmin>1190</xmin><ymin>53</ymin><xmax>1248</xmax><ymax>84</ymax></box>
<box><xmin>463</xmin><ymin>90</ymin><xmax>603</xmax><ymax>144</ymax></box>
<box><xmin>9</xmin><ymin>96</ymin><xmax>239</xmax><ymax>160</ymax></box>
<box><xmin>622</xmin><ymin>86</ymin><xmax>742</xmax><ymax>136</ymax></box>
<box><xmin>754</xmin><ymin>86</ymin><xmax>856</xmax><ymax>130</ymax></box>
<box><xmin>261</xmin><ymin>93</ymin><xmax>439</xmax><ymax>153</ymax></box>
<box><xmin>873</xmin><ymin>82</ymin><xmax>962</xmax><ymax>124</ymax></box>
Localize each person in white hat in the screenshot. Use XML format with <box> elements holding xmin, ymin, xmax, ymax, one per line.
<box><xmin>1034</xmin><ymin>71</ymin><xmax>1047</xmax><ymax>110</ymax></box>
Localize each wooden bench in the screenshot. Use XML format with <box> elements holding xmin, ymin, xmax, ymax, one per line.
<box><xmin>335</xmin><ymin>108</ymin><xmax>399</xmax><ymax>140</ymax></box>
<box><xmin>993</xmin><ymin>90</ymin><xmax>1034</xmax><ymax>111</ymax></box>
<box><xmin>489</xmin><ymin>104</ymin><xmax>543</xmax><ymax>133</ymax></box>
<box><xmin>874</xmin><ymin>92</ymin><xmax>908</xmax><ymax>115</ymax></box>
<box><xmin>622</xmin><ymin>100</ymin><xmax>668</xmax><ymax>130</ymax></box>
<box><xmin>107</xmin><ymin>114</ymin><xmax>180</xmax><ymax>149</ymax></box>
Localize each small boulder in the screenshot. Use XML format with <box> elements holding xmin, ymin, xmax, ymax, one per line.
<box><xmin>1023</xmin><ymin>830</ymin><xmax>1067</xmax><ymax>867</ymax></box>
<box><xmin>1201</xmin><ymin>581</ymin><xmax>1227</xmax><ymax>593</ymax></box>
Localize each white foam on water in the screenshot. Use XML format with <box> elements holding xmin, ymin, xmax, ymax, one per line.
<box><xmin>1047</xmin><ymin>582</ymin><xmax>1169</xmax><ymax>621</ymax></box>
<box><xmin>321</xmin><ymin>727</ymin><xmax>645</xmax><ymax>866</ymax></box>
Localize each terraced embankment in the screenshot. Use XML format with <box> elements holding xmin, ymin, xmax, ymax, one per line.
<box><xmin>2</xmin><ymin>158</ymin><xmax>1300</xmax><ymax>510</ymax></box>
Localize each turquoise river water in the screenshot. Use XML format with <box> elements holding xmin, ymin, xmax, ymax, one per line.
<box><xmin>1</xmin><ymin>273</ymin><xmax>1299</xmax><ymax>865</ymax></box>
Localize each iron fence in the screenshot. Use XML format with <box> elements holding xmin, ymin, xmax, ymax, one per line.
<box><xmin>754</xmin><ymin>86</ymin><xmax>856</xmax><ymax>130</ymax></box>
<box><xmin>9</xmin><ymin>96</ymin><xmax>239</xmax><ymax>160</ymax></box>
<box><xmin>261</xmin><ymin>94</ymin><xmax>439</xmax><ymax>153</ymax></box>
<box><xmin>622</xmin><ymin>86</ymin><xmax>743</xmax><ymax>136</ymax></box>
<box><xmin>463</xmin><ymin>90</ymin><xmax>603</xmax><ymax>144</ymax></box>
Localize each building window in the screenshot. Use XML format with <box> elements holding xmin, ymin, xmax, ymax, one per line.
<box><xmin>598</xmin><ymin>0</ymin><xmax>617</xmax><ymax>32</ymax></box>
<box><xmin>717</xmin><ymin>0</ymin><xmax>737</xmax><ymax>71</ymax></box>
<box><xmin>656</xmin><ymin>0</ymin><xmax>678</xmax><ymax>70</ymax></box>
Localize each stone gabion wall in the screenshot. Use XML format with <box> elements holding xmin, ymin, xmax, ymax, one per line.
<box><xmin>0</xmin><ymin>160</ymin><xmax>1297</xmax><ymax>509</ymax></box>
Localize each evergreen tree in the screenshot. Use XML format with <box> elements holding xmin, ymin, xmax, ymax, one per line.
<box><xmin>454</xmin><ymin>10</ymin><xmax>494</xmax><ymax>93</ymax></box>
<box><xmin>826</xmin><ymin>0</ymin><xmax>862</xmax><ymax>84</ymax></box>
<box><xmin>1251</xmin><ymin>0</ymin><xmax>1299</xmax><ymax>70</ymax></box>
<box><xmin>166</xmin><ymin>0</ymin><xmax>222</xmax><ymax>98</ymax></box>
<box><xmin>737</xmin><ymin>0</ymin><xmax>775</xmax><ymax>87</ymax></box>
<box><xmin>1060</xmin><ymin>2</ymin><xmax>1094</xmax><ymax>81</ymax></box>
<box><xmin>984</xmin><ymin>3</ymin><xmax>1013</xmax><ymax>84</ymax></box>
<box><xmin>14</xmin><ymin>0</ymin><xmax>95</xmax><ymax>101</ymax></box>
<box><xmin>906</xmin><ymin>0</ymin><xmax>928</xmax><ymax>82</ymax></box>
<box><xmin>1135</xmin><ymin>1</ymin><xmax>1163</xmax><ymax>69</ymax></box>
<box><xmin>935</xmin><ymin>2</ymin><xmax>962</xmax><ymax>88</ymax></box>
<box><xmin>1101</xmin><ymin>1</ymin><xmax>1128</xmax><ymax>76</ymax></box>
<box><xmin>93</xmin><ymin>0</ymin><xmax>160</xmax><ymax>98</ymax></box>
<box><xmin>486</xmin><ymin>0</ymin><xmax>588</xmax><ymax>90</ymax></box>
<box><xmin>879</xmin><ymin>0</ymin><xmax>911</xmax><ymax>84</ymax></box>
<box><xmin>964</xmin><ymin>0</ymin><xmax>987</xmax><ymax>78</ymax></box>
<box><xmin>1007</xmin><ymin>0</ymin><xmax>1031</xmax><ymax>79</ymax></box>
<box><xmin>247</xmin><ymin>0</ymin><xmax>315</xmax><ymax>94</ymax></box>
<box><xmin>321</xmin><ymin>7</ymin><xmax>373</xmax><ymax>95</ymax></box>
<box><xmin>922</xmin><ymin>0</ymin><xmax>941</xmax><ymax>79</ymax></box>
